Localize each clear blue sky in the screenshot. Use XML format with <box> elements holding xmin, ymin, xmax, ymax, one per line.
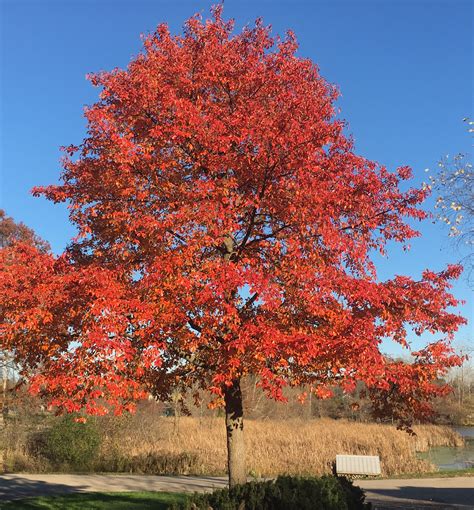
<box><xmin>1</xmin><ymin>0</ymin><xmax>472</xmax><ymax>354</ymax></box>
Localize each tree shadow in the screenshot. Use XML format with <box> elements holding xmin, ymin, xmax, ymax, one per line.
<box><xmin>1</xmin><ymin>491</ymin><xmax>185</xmax><ymax>509</ymax></box>
<box><xmin>366</xmin><ymin>485</ymin><xmax>473</xmax><ymax>509</ymax></box>
<box><xmin>0</xmin><ymin>476</ymin><xmax>88</xmax><ymax>501</ymax></box>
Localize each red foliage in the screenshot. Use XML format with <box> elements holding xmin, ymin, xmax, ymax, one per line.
<box><xmin>0</xmin><ymin>8</ymin><xmax>466</xmax><ymax>426</ymax></box>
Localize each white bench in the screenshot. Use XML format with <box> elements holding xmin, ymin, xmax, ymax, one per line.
<box><xmin>335</xmin><ymin>454</ymin><xmax>381</xmax><ymax>477</ymax></box>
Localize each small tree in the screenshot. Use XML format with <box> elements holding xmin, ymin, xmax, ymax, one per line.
<box><xmin>0</xmin><ymin>9</ymin><xmax>466</xmax><ymax>486</ymax></box>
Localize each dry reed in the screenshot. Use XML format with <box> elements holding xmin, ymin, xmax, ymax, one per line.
<box><xmin>101</xmin><ymin>416</ymin><xmax>464</xmax><ymax>477</ymax></box>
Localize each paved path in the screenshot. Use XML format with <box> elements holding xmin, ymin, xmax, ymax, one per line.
<box><xmin>0</xmin><ymin>474</ymin><xmax>472</xmax><ymax>509</ymax></box>
<box><xmin>0</xmin><ymin>474</ymin><xmax>227</xmax><ymax>501</ymax></box>
<box><xmin>358</xmin><ymin>478</ymin><xmax>473</xmax><ymax>509</ymax></box>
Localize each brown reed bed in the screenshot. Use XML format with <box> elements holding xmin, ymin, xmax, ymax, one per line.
<box><xmin>98</xmin><ymin>416</ymin><xmax>464</xmax><ymax>477</ymax></box>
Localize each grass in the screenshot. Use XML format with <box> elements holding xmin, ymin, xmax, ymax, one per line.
<box><xmin>0</xmin><ymin>491</ymin><xmax>187</xmax><ymax>510</ymax></box>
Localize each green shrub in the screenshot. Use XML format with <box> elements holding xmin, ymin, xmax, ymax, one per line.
<box><xmin>172</xmin><ymin>475</ymin><xmax>371</xmax><ymax>510</ymax></box>
<box><xmin>337</xmin><ymin>476</ymin><xmax>371</xmax><ymax>510</ymax></box>
<box><xmin>43</xmin><ymin>415</ymin><xmax>101</xmax><ymax>471</ymax></box>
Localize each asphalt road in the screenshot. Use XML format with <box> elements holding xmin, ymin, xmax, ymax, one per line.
<box><xmin>0</xmin><ymin>473</ymin><xmax>472</xmax><ymax>509</ymax></box>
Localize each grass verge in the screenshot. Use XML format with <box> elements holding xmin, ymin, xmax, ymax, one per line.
<box><xmin>0</xmin><ymin>491</ymin><xmax>187</xmax><ymax>510</ymax></box>
<box><xmin>383</xmin><ymin>467</ymin><xmax>474</xmax><ymax>479</ymax></box>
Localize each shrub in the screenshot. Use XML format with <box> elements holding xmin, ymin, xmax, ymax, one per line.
<box><xmin>43</xmin><ymin>415</ymin><xmax>101</xmax><ymax>471</ymax></box>
<box><xmin>172</xmin><ymin>475</ymin><xmax>371</xmax><ymax>510</ymax></box>
<box><xmin>337</xmin><ymin>476</ymin><xmax>371</xmax><ymax>510</ymax></box>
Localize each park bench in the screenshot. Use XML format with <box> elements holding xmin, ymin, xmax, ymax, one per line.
<box><xmin>335</xmin><ymin>454</ymin><xmax>381</xmax><ymax>478</ymax></box>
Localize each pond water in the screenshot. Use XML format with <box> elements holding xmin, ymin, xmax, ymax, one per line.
<box><xmin>417</xmin><ymin>427</ymin><xmax>474</xmax><ymax>470</ymax></box>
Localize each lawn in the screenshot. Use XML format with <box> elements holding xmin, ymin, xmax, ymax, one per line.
<box><xmin>0</xmin><ymin>491</ymin><xmax>188</xmax><ymax>510</ymax></box>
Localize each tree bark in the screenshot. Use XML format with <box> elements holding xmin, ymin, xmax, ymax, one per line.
<box><xmin>224</xmin><ymin>379</ymin><xmax>246</xmax><ymax>487</ymax></box>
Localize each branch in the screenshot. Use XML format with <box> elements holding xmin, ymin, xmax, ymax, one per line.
<box><xmin>240</xmin><ymin>292</ymin><xmax>259</xmax><ymax>313</ymax></box>
<box><xmin>236</xmin><ymin>207</ymin><xmax>257</xmax><ymax>256</ymax></box>
<box><xmin>187</xmin><ymin>318</ymin><xmax>202</xmax><ymax>334</ymax></box>
<box><xmin>167</xmin><ymin>229</ymin><xmax>187</xmax><ymax>245</ymax></box>
<box><xmin>244</xmin><ymin>223</ymin><xmax>292</xmax><ymax>248</ymax></box>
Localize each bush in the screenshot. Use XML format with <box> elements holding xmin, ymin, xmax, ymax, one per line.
<box><xmin>172</xmin><ymin>475</ymin><xmax>371</xmax><ymax>510</ymax></box>
<box><xmin>337</xmin><ymin>476</ymin><xmax>371</xmax><ymax>510</ymax></box>
<box><xmin>43</xmin><ymin>415</ymin><xmax>101</xmax><ymax>471</ymax></box>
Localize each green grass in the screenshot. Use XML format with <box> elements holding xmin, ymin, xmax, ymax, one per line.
<box><xmin>0</xmin><ymin>491</ymin><xmax>188</xmax><ymax>510</ymax></box>
<box><xmin>383</xmin><ymin>467</ymin><xmax>474</xmax><ymax>479</ymax></box>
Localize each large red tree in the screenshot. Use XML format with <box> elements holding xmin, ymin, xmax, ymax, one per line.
<box><xmin>0</xmin><ymin>8</ymin><xmax>465</xmax><ymax>486</ymax></box>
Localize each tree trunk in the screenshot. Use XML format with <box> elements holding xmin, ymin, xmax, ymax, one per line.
<box><xmin>224</xmin><ymin>379</ymin><xmax>246</xmax><ymax>487</ymax></box>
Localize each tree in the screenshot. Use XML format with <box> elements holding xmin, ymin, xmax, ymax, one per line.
<box><xmin>0</xmin><ymin>209</ymin><xmax>50</xmax><ymax>253</ymax></box>
<box><xmin>0</xmin><ymin>9</ymin><xmax>466</xmax><ymax>486</ymax></box>
<box><xmin>427</xmin><ymin>118</ymin><xmax>473</xmax><ymax>285</ymax></box>
<box><xmin>0</xmin><ymin>211</ymin><xmax>50</xmax><ymax>423</ymax></box>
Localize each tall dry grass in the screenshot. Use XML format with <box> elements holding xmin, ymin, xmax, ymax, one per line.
<box><xmin>100</xmin><ymin>416</ymin><xmax>464</xmax><ymax>477</ymax></box>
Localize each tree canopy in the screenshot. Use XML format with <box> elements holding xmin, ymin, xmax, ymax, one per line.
<box><xmin>0</xmin><ymin>8</ymin><xmax>466</xmax><ymax>430</ymax></box>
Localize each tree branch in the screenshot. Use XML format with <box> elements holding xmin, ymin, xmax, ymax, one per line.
<box><xmin>187</xmin><ymin>318</ymin><xmax>202</xmax><ymax>334</ymax></box>
<box><xmin>239</xmin><ymin>292</ymin><xmax>259</xmax><ymax>318</ymax></box>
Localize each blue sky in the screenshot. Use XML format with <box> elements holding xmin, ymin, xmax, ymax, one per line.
<box><xmin>1</xmin><ymin>0</ymin><xmax>472</xmax><ymax>354</ymax></box>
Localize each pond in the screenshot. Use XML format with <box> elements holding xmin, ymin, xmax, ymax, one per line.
<box><xmin>417</xmin><ymin>427</ymin><xmax>474</xmax><ymax>470</ymax></box>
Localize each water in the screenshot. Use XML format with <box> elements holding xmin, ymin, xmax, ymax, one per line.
<box><xmin>455</xmin><ymin>427</ymin><xmax>474</xmax><ymax>439</ymax></box>
<box><xmin>417</xmin><ymin>427</ymin><xmax>474</xmax><ymax>471</ymax></box>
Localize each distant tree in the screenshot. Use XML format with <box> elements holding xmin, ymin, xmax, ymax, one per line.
<box><xmin>0</xmin><ymin>209</ymin><xmax>50</xmax><ymax>253</ymax></box>
<box><xmin>0</xmin><ymin>9</ymin><xmax>466</xmax><ymax>486</ymax></box>
<box><xmin>428</xmin><ymin>119</ymin><xmax>473</xmax><ymax>284</ymax></box>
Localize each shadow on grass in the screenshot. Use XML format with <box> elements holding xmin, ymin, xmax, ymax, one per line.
<box><xmin>1</xmin><ymin>491</ymin><xmax>187</xmax><ymax>509</ymax></box>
